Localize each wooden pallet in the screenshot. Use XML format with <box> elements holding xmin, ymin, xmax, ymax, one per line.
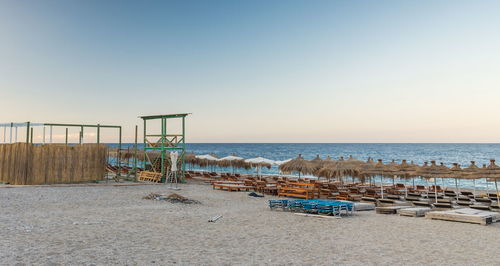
<box><xmin>399</xmin><ymin>207</ymin><xmax>431</xmax><ymax>217</ymax></box>
<box><xmin>376</xmin><ymin>206</ymin><xmax>407</xmax><ymax>214</ymax></box>
<box><xmin>425</xmin><ymin>208</ymin><xmax>500</xmax><ymax>225</ymax></box>
<box><xmin>138</xmin><ymin>171</ymin><xmax>162</xmax><ymax>183</ymax></box>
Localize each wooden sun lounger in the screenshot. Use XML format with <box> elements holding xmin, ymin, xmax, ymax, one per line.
<box><xmin>278</xmin><ymin>182</ymin><xmax>318</xmax><ymax>200</ymax></box>
<box><xmin>212</xmin><ymin>183</ymin><xmax>253</xmax><ymax>192</ymax></box>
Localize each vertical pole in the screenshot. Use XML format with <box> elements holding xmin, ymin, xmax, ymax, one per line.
<box><xmin>79</xmin><ymin>126</ymin><xmax>84</xmax><ymax>144</ymax></box>
<box><xmin>134</xmin><ymin>125</ymin><xmax>138</xmax><ymax>177</ymax></box>
<box><xmin>3</xmin><ymin>126</ymin><xmax>6</xmax><ymax>143</ymax></box>
<box><xmin>182</xmin><ymin>116</ymin><xmax>186</xmax><ymax>182</ymax></box>
<box><xmin>65</xmin><ymin>128</ymin><xmax>68</xmax><ymax>145</ymax></box>
<box><xmin>50</xmin><ymin>125</ymin><xmax>53</xmax><ymax>143</ymax></box>
<box><xmin>30</xmin><ymin>128</ymin><xmax>33</xmax><ymax>144</ymax></box>
<box><xmin>495</xmin><ymin>179</ymin><xmax>500</xmax><ymax>207</ymax></box>
<box><xmin>473</xmin><ymin>179</ymin><xmax>476</xmax><ymax>199</ymax></box>
<box><xmin>380</xmin><ymin>176</ymin><xmax>384</xmax><ymax>199</ymax></box>
<box><xmin>161</xmin><ymin>118</ymin><xmax>166</xmax><ymax>183</ymax></box>
<box><xmin>25</xmin><ymin>122</ymin><xmax>30</xmax><ymax>143</ymax></box>
<box><xmin>42</xmin><ymin>127</ymin><xmax>46</xmax><ymax>144</ymax></box>
<box><xmin>9</xmin><ymin>123</ymin><xmax>12</xmax><ymax>143</ymax></box>
<box><xmin>143</xmin><ymin>119</ymin><xmax>147</xmax><ymax>170</ymax></box>
<box><xmin>118</xmin><ymin>126</ymin><xmax>122</xmax><ymax>177</ymax></box>
<box><xmin>15</xmin><ymin>126</ymin><xmax>18</xmax><ymax>142</ymax></box>
<box><xmin>434</xmin><ymin>178</ymin><xmax>438</xmax><ymax>203</ymax></box>
<box><xmin>97</xmin><ymin>124</ymin><xmax>100</xmax><ymax>144</ymax></box>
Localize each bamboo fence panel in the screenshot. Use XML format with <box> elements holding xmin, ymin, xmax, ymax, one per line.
<box><xmin>0</xmin><ymin>143</ymin><xmax>107</xmax><ymax>185</ymax></box>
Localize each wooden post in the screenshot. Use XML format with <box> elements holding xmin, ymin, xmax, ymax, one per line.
<box><xmin>117</xmin><ymin>126</ymin><xmax>122</xmax><ymax>178</ymax></box>
<box><xmin>97</xmin><ymin>124</ymin><xmax>100</xmax><ymax>144</ymax></box>
<box><xmin>25</xmin><ymin>122</ymin><xmax>30</xmax><ymax>143</ymax></box>
<box><xmin>134</xmin><ymin>125</ymin><xmax>138</xmax><ymax>177</ymax></box>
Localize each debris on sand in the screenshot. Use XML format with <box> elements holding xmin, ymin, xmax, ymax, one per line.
<box><xmin>143</xmin><ymin>193</ymin><xmax>163</xmax><ymax>200</ymax></box>
<box><xmin>143</xmin><ymin>193</ymin><xmax>201</xmax><ymax>204</ymax></box>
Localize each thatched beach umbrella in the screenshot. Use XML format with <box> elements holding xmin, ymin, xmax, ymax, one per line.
<box><xmin>311</xmin><ymin>154</ymin><xmax>323</xmax><ymax>163</ymax></box>
<box><xmin>195</xmin><ymin>154</ymin><xmax>219</xmax><ymax>171</ymax></box>
<box><xmin>463</xmin><ymin>161</ymin><xmax>481</xmax><ymax>198</ymax></box>
<box><xmin>448</xmin><ymin>163</ymin><xmax>465</xmax><ymax>201</ymax></box>
<box><xmin>362</xmin><ymin>159</ymin><xmax>395</xmax><ymax>199</ymax></box>
<box><xmin>363</xmin><ymin>158</ymin><xmax>376</xmax><ymax>186</ymax></box>
<box><xmin>218</xmin><ymin>155</ymin><xmax>244</xmax><ymax>173</ymax></box>
<box><xmin>279</xmin><ymin>154</ymin><xmax>314</xmax><ymax>178</ymax></box>
<box><xmin>415</xmin><ymin>160</ymin><xmax>451</xmax><ymax>203</ymax></box>
<box><xmin>395</xmin><ymin>160</ymin><xmax>418</xmax><ymax>178</ymax></box>
<box><xmin>482</xmin><ymin>159</ymin><xmax>500</xmax><ymax>205</ymax></box>
<box><xmin>314</xmin><ymin>155</ymin><xmax>335</xmax><ymax>172</ymax></box>
<box><xmin>315</xmin><ymin>165</ymin><xmax>337</xmax><ymax>181</ymax></box>
<box><xmin>347</xmin><ymin>155</ymin><xmax>364</xmax><ymax>166</ymax></box>
<box><xmin>386</xmin><ymin>159</ymin><xmax>400</xmax><ymax>185</ymax></box>
<box><xmin>310</xmin><ymin>154</ymin><xmax>325</xmax><ymax>172</ymax></box>
<box><xmin>244</xmin><ymin>157</ymin><xmax>274</xmax><ymax>177</ymax></box>
<box><xmin>334</xmin><ymin>158</ymin><xmax>364</xmax><ymax>183</ymax></box>
<box><xmin>394</xmin><ymin>159</ymin><xmax>419</xmax><ymax>196</ymax></box>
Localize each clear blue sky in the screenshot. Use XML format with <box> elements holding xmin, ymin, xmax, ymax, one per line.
<box><xmin>1</xmin><ymin>0</ymin><xmax>500</xmax><ymax>143</ymax></box>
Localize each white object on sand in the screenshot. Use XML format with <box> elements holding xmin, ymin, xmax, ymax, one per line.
<box><xmin>208</xmin><ymin>215</ymin><xmax>222</xmax><ymax>222</ymax></box>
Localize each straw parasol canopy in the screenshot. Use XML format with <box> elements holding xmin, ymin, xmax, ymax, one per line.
<box><xmin>310</xmin><ymin>154</ymin><xmax>324</xmax><ymax>171</ymax></box>
<box><xmin>462</xmin><ymin>161</ymin><xmax>482</xmax><ymax>198</ymax></box>
<box><xmin>316</xmin><ymin>155</ymin><xmax>335</xmax><ymax>169</ymax></box>
<box><xmin>482</xmin><ymin>160</ymin><xmax>500</xmax><ymax>179</ymax></box>
<box><xmin>482</xmin><ymin>159</ymin><xmax>500</xmax><ymax>204</ymax></box>
<box><xmin>217</xmin><ymin>155</ymin><xmax>246</xmax><ymax>173</ymax></box>
<box><xmin>463</xmin><ymin>161</ymin><xmax>480</xmax><ymax>177</ymax></box>
<box><xmin>415</xmin><ymin>160</ymin><xmax>450</xmax><ymax>179</ymax></box>
<box><xmin>415</xmin><ymin>160</ymin><xmax>451</xmax><ymax>203</ymax></box>
<box><xmin>361</xmin><ymin>159</ymin><xmax>397</xmax><ymax>198</ymax></box>
<box><xmin>311</xmin><ymin>154</ymin><xmax>323</xmax><ymax>163</ymax></box>
<box><xmin>194</xmin><ymin>154</ymin><xmax>219</xmax><ymax>168</ymax></box>
<box><xmin>393</xmin><ymin>159</ymin><xmax>420</xmax><ymax>192</ymax></box>
<box><xmin>185</xmin><ymin>153</ymin><xmax>196</xmax><ymax>164</ymax></box>
<box><xmin>448</xmin><ymin>163</ymin><xmax>466</xmax><ymax>200</ymax></box>
<box><xmin>315</xmin><ymin>165</ymin><xmax>337</xmax><ymax>181</ymax></box>
<box><xmin>244</xmin><ymin>157</ymin><xmax>273</xmax><ymax>169</ymax></box>
<box><xmin>347</xmin><ymin>155</ymin><xmax>364</xmax><ymax>165</ymax></box>
<box><xmin>334</xmin><ymin>157</ymin><xmax>364</xmax><ymax>181</ymax></box>
<box><xmin>279</xmin><ymin>154</ymin><xmax>315</xmax><ymax>177</ymax></box>
<box><xmin>394</xmin><ymin>159</ymin><xmax>419</xmax><ymax>178</ymax></box>
<box><xmin>362</xmin><ymin>159</ymin><xmax>396</xmax><ymax>177</ymax></box>
<box><xmin>217</xmin><ymin>155</ymin><xmax>244</xmax><ymax>167</ymax></box>
<box><xmin>448</xmin><ymin>163</ymin><xmax>465</xmax><ymax>178</ymax></box>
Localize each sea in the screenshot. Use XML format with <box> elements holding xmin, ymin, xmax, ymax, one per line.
<box><xmin>113</xmin><ymin>143</ymin><xmax>500</xmax><ymax>190</ymax></box>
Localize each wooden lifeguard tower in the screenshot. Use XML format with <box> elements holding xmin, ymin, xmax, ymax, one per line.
<box><xmin>139</xmin><ymin>113</ymin><xmax>190</xmax><ymax>183</ymax></box>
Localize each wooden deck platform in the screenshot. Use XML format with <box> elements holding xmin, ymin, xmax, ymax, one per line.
<box><xmin>376</xmin><ymin>206</ymin><xmax>408</xmax><ymax>214</ymax></box>
<box><xmin>425</xmin><ymin>208</ymin><xmax>500</xmax><ymax>225</ymax></box>
<box><xmin>399</xmin><ymin>207</ymin><xmax>431</xmax><ymax>217</ymax></box>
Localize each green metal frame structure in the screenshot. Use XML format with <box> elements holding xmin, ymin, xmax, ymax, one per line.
<box><xmin>139</xmin><ymin>113</ymin><xmax>190</xmax><ymax>183</ymax></box>
<box><xmin>0</xmin><ymin>121</ymin><xmax>123</xmax><ymax>176</ymax></box>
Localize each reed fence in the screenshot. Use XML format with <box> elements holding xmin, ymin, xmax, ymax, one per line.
<box><xmin>0</xmin><ymin>143</ymin><xmax>107</xmax><ymax>185</ymax></box>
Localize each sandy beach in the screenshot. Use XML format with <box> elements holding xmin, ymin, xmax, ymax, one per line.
<box><xmin>0</xmin><ymin>180</ymin><xmax>499</xmax><ymax>265</ymax></box>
